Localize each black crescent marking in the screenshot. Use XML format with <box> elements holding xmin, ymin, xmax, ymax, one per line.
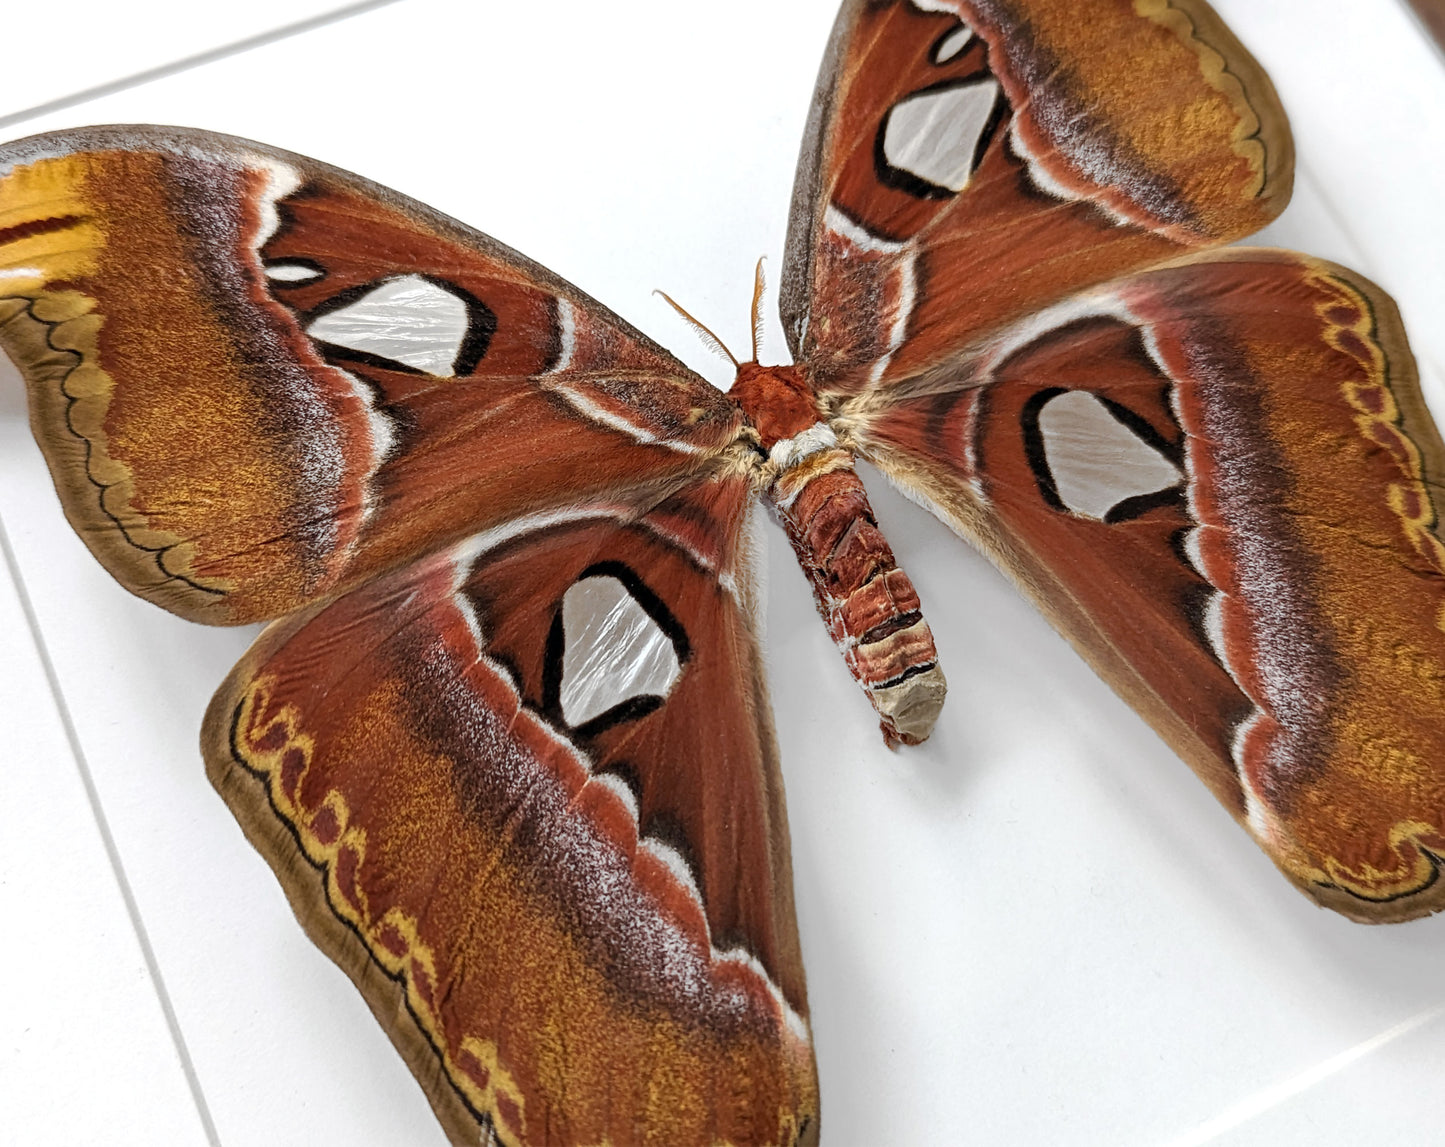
<box><xmin>1022</xmin><ymin>388</ymin><xmax>1184</xmax><ymax>520</ymax></box>
<box><xmin>874</xmin><ymin>77</ymin><xmax>1007</xmax><ymax>200</ymax></box>
<box><xmin>303</xmin><ymin>274</ymin><xmax>497</xmax><ymax>376</ymax></box>
<box><xmin>1020</xmin><ymin>386</ymin><xmax>1070</xmax><ymax>512</ymax></box>
<box><xmin>540</xmin><ymin>561</ymin><xmax>691</xmax><ymax>739</ymax></box>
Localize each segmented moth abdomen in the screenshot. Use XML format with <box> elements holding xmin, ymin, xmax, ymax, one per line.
<box><xmin>770</xmin><ymin>425</ymin><xmax>946</xmax><ymax>745</ymax></box>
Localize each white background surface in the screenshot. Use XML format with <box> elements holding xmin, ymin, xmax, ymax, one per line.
<box><xmin>1</xmin><ymin>2</ymin><xmax>1443</xmax><ymax>1144</ymax></box>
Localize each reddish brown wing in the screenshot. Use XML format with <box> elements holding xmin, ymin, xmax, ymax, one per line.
<box><xmin>781</xmin><ymin>0</ymin><xmax>1293</xmax><ymax>395</ymax></box>
<box><xmin>204</xmin><ymin>472</ymin><xmax>818</xmax><ymax>1146</ymax></box>
<box><xmin>853</xmin><ymin>250</ymin><xmax>1445</xmax><ymax>922</ymax></box>
<box><xmin>0</xmin><ymin>126</ymin><xmax>741</xmax><ymax>625</ymax></box>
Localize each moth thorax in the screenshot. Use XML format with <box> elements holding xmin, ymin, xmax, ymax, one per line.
<box><xmin>729</xmin><ymin>362</ymin><xmax>821</xmax><ymax>449</ymax></box>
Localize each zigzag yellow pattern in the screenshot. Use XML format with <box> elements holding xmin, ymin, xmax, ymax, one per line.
<box><xmin>234</xmin><ymin>678</ymin><xmax>527</xmax><ymax>1144</ymax></box>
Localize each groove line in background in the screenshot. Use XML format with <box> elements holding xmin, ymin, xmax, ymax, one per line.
<box><xmin>1159</xmin><ymin>1005</ymin><xmax>1445</xmax><ymax>1147</ymax></box>
<box><xmin>0</xmin><ymin>0</ymin><xmax>405</xmax><ymax>132</ymax></box>
<box><xmin>0</xmin><ymin>510</ymin><xmax>223</xmax><ymax>1147</ymax></box>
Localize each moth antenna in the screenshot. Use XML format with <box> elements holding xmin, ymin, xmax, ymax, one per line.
<box><xmin>750</xmin><ymin>256</ymin><xmax>767</xmax><ymax>364</ymax></box>
<box><xmin>654</xmin><ymin>289</ymin><xmax>741</xmax><ymax>368</ymax></box>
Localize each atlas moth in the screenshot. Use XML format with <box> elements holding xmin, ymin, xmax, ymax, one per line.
<box><xmin>1</xmin><ymin>0</ymin><xmax>1441</xmax><ymax>1143</ymax></box>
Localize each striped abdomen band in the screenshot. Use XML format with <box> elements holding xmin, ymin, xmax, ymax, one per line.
<box><xmin>770</xmin><ymin>424</ymin><xmax>946</xmax><ymax>745</ymax></box>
